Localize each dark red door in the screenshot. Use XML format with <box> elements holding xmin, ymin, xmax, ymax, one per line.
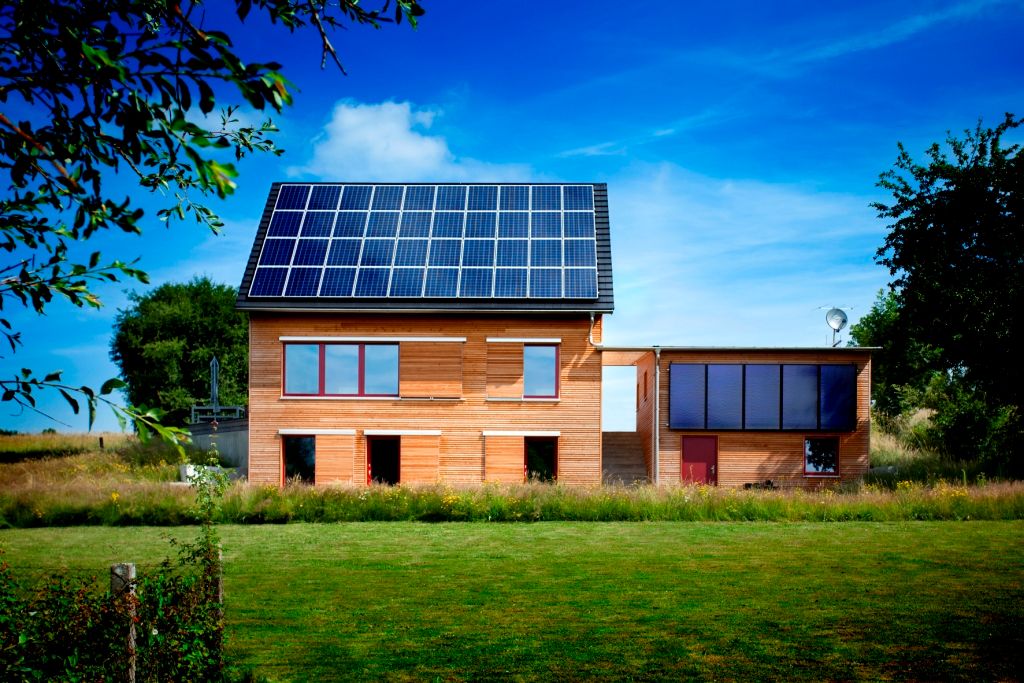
<box><xmin>681</xmin><ymin>436</ymin><xmax>718</xmax><ymax>484</ymax></box>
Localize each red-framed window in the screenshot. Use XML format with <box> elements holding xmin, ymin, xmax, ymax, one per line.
<box><xmin>283</xmin><ymin>343</ymin><xmax>398</xmax><ymax>397</ymax></box>
<box><xmin>804</xmin><ymin>436</ymin><xmax>839</xmax><ymax>477</ymax></box>
<box><xmin>523</xmin><ymin>344</ymin><xmax>559</xmax><ymax>398</ymax></box>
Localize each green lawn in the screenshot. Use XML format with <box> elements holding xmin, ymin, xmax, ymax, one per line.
<box><xmin>3</xmin><ymin>522</ymin><xmax>1023</xmax><ymax>681</ymax></box>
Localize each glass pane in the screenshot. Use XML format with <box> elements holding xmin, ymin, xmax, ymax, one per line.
<box><xmin>707</xmin><ymin>364</ymin><xmax>742</xmax><ymax>429</ymax></box>
<box><xmin>284</xmin><ymin>344</ymin><xmax>319</xmax><ymax>394</ymax></box>
<box><xmin>744</xmin><ymin>364</ymin><xmax>780</xmax><ymax>429</ymax></box>
<box><xmin>669</xmin><ymin>364</ymin><xmax>705</xmax><ymax>429</ymax></box>
<box><xmin>782</xmin><ymin>365</ymin><xmax>818</xmax><ymax>429</ymax></box>
<box><xmin>805</xmin><ymin>437</ymin><xmax>838</xmax><ymax>474</ymax></box>
<box><xmin>524</xmin><ymin>345</ymin><xmax>558</xmax><ymax>397</ymax></box>
<box><xmin>821</xmin><ymin>364</ymin><xmax>857</xmax><ymax>431</ymax></box>
<box><xmin>324</xmin><ymin>345</ymin><xmax>359</xmax><ymax>395</ymax></box>
<box><xmin>363</xmin><ymin>345</ymin><xmax>398</xmax><ymax>395</ymax></box>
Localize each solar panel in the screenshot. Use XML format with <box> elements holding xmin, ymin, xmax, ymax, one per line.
<box><xmin>389</xmin><ymin>268</ymin><xmax>424</xmax><ymax>296</ymax></box>
<box><xmin>529</xmin><ymin>268</ymin><xmax>561</xmax><ymax>297</ymax></box>
<box><xmin>404</xmin><ymin>186</ymin><xmax>435</xmax><ymax>210</ymax></box>
<box><xmin>366</xmin><ymin>212</ymin><xmax>399</xmax><ymax>237</ymax></box>
<box><xmin>268</xmin><ymin>211</ymin><xmax>302</xmax><ymax>236</ymax></box>
<box><xmin>308</xmin><ymin>185</ymin><xmax>341</xmax><ymax>210</ymax></box>
<box><xmin>495</xmin><ymin>268</ymin><xmax>527</xmax><ymax>297</ymax></box>
<box><xmin>399</xmin><ymin>212</ymin><xmax>431</xmax><ymax>237</ymax></box>
<box><xmin>260</xmin><ymin>239</ymin><xmax>295</xmax><ymax>266</ymax></box>
<box><xmin>496</xmin><ymin>240</ymin><xmax>527</xmax><ymax>267</ymax></box>
<box><xmin>459</xmin><ymin>268</ymin><xmax>493</xmax><ymax>297</ymax></box>
<box><xmin>320</xmin><ymin>267</ymin><xmax>356</xmax><ymax>296</ymax></box>
<box><xmin>468</xmin><ymin>185</ymin><xmax>497</xmax><ymax>210</ymax></box>
<box><xmin>425</xmin><ymin>268</ymin><xmax>458</xmax><ymax>296</ymax></box>
<box><xmin>301</xmin><ymin>212</ymin><xmax>335</xmax><ymax>237</ymax></box>
<box><xmin>327</xmin><ymin>239</ymin><xmax>361</xmax><ymax>266</ymax></box>
<box><xmin>285</xmin><ymin>267</ymin><xmax>322</xmax><ymax>296</ymax></box>
<box><xmin>394</xmin><ymin>240</ymin><xmax>428</xmax><ymax>266</ymax></box>
<box><xmin>465</xmin><ymin>212</ymin><xmax>496</xmax><ymax>238</ymax></box>
<box><xmin>354</xmin><ymin>268</ymin><xmax>390</xmax><ymax>296</ymax></box>
<box><xmin>293</xmin><ymin>239</ymin><xmax>328</xmax><ymax>265</ymax></box>
<box><xmin>248</xmin><ymin>184</ymin><xmax>600</xmax><ymax>300</ymax></box>
<box><xmin>359</xmin><ymin>240</ymin><xmax>394</xmax><ymax>267</ymax></box>
<box><xmin>498</xmin><ymin>213</ymin><xmax>528</xmax><ymax>238</ymax></box>
<box><xmin>462</xmin><ymin>240</ymin><xmax>494</xmax><ymax>267</ymax></box>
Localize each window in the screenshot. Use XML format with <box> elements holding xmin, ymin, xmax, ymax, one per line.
<box><xmin>283</xmin><ymin>436</ymin><xmax>316</xmax><ymax>484</ymax></box>
<box><xmin>668</xmin><ymin>363</ymin><xmax>857</xmax><ymax>432</ymax></box>
<box><xmin>523</xmin><ymin>345</ymin><xmax>558</xmax><ymax>398</ymax></box>
<box><xmin>283</xmin><ymin>343</ymin><xmax>398</xmax><ymax>396</ymax></box>
<box><xmin>805</xmin><ymin>437</ymin><xmax>839</xmax><ymax>476</ymax></box>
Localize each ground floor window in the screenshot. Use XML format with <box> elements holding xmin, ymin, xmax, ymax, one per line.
<box><xmin>525</xmin><ymin>437</ymin><xmax>557</xmax><ymax>481</ymax></box>
<box><xmin>283</xmin><ymin>436</ymin><xmax>316</xmax><ymax>484</ymax></box>
<box><xmin>367</xmin><ymin>436</ymin><xmax>400</xmax><ymax>485</ymax></box>
<box><xmin>804</xmin><ymin>437</ymin><xmax>839</xmax><ymax>476</ymax></box>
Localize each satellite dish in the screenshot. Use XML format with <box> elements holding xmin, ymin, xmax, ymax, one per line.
<box><xmin>826</xmin><ymin>308</ymin><xmax>848</xmax><ymax>332</ymax></box>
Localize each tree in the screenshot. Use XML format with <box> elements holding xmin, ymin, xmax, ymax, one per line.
<box><xmin>867</xmin><ymin>114</ymin><xmax>1023</xmax><ymax>468</ymax></box>
<box><xmin>111</xmin><ymin>277</ymin><xmax>248</xmax><ymax>426</ymax></box>
<box><xmin>848</xmin><ymin>289</ymin><xmax>940</xmax><ymax>417</ymax></box>
<box><xmin>0</xmin><ymin>0</ymin><xmax>423</xmax><ymax>434</ymax></box>
<box><xmin>874</xmin><ymin>113</ymin><xmax>1022</xmax><ymax>411</ymax></box>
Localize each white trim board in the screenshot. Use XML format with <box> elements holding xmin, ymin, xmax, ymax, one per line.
<box><xmin>278</xmin><ymin>428</ymin><xmax>356</xmax><ymax>436</ymax></box>
<box><xmin>483</xmin><ymin>430</ymin><xmax>561</xmax><ymax>437</ymax></box>
<box><xmin>363</xmin><ymin>429</ymin><xmax>442</xmax><ymax>436</ymax></box>
<box><xmin>486</xmin><ymin>337</ymin><xmax>561</xmax><ymax>343</ymax></box>
<box><xmin>279</xmin><ymin>336</ymin><xmax>466</xmax><ymax>343</ymax></box>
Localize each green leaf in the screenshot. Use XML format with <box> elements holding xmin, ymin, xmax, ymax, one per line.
<box><xmin>58</xmin><ymin>389</ymin><xmax>80</xmax><ymax>414</ymax></box>
<box><xmin>100</xmin><ymin>377</ymin><xmax>127</xmax><ymax>395</ymax></box>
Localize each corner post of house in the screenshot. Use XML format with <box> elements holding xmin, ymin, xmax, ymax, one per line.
<box><xmin>653</xmin><ymin>346</ymin><xmax>661</xmax><ymax>485</ymax></box>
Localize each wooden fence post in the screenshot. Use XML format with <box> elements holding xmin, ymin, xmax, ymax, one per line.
<box><xmin>111</xmin><ymin>562</ymin><xmax>137</xmax><ymax>683</ymax></box>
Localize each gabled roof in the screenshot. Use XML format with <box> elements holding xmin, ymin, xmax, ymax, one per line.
<box><xmin>236</xmin><ymin>182</ymin><xmax>614</xmax><ymax>314</ymax></box>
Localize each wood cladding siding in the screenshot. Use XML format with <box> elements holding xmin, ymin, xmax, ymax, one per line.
<box><xmin>634</xmin><ymin>352</ymin><xmax>656</xmax><ymax>481</ymax></box>
<box><xmin>486</xmin><ymin>343</ymin><xmax>524</xmax><ymax>398</ymax></box>
<box><xmin>315</xmin><ymin>433</ymin><xmax>355</xmax><ymax>485</ymax></box>
<box><xmin>485</xmin><ymin>435</ymin><xmax>525</xmax><ymax>482</ymax></box>
<box><xmin>400</xmin><ymin>342</ymin><xmax>463</xmax><ymax>398</ymax></box>
<box><xmin>400</xmin><ymin>434</ymin><xmax>440</xmax><ymax>484</ymax></box>
<box><xmin>654</xmin><ymin>349</ymin><xmax>871</xmax><ymax>488</ymax></box>
<box><xmin>248</xmin><ymin>313</ymin><xmax>603</xmax><ymax>486</ymax></box>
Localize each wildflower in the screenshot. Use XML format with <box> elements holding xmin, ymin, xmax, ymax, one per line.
<box><xmin>110</xmin><ymin>491</ymin><xmax>120</xmax><ymax>504</ymax></box>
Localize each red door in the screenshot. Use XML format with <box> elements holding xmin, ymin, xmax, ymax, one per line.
<box><xmin>681</xmin><ymin>436</ymin><xmax>718</xmax><ymax>484</ymax></box>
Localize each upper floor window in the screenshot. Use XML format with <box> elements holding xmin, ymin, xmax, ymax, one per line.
<box><xmin>284</xmin><ymin>343</ymin><xmax>398</xmax><ymax>396</ymax></box>
<box><xmin>523</xmin><ymin>345</ymin><xmax>559</xmax><ymax>398</ymax></box>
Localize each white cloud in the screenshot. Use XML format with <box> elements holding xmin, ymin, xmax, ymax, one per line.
<box><xmin>602</xmin><ymin>162</ymin><xmax>889</xmax><ymax>349</ymax></box>
<box><xmin>291</xmin><ymin>100</ymin><xmax>530</xmax><ymax>181</ymax></box>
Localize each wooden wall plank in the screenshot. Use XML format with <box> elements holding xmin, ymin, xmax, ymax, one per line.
<box><xmin>400</xmin><ymin>434</ymin><xmax>440</xmax><ymax>484</ymax></box>
<box><xmin>485</xmin><ymin>435</ymin><xmax>524</xmax><ymax>482</ymax></box>
<box><xmin>316</xmin><ymin>434</ymin><xmax>354</xmax><ymax>485</ymax></box>
<box><xmin>486</xmin><ymin>343</ymin><xmax>524</xmax><ymax>398</ymax></box>
<box><xmin>400</xmin><ymin>343</ymin><xmax>463</xmax><ymax>398</ymax></box>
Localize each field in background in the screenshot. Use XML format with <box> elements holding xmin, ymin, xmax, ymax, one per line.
<box><xmin>3</xmin><ymin>522</ymin><xmax>1022</xmax><ymax>681</ymax></box>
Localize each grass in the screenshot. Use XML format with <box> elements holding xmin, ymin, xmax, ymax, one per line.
<box><xmin>0</xmin><ymin>431</ymin><xmax>130</xmax><ymax>463</ymax></box>
<box><xmin>2</xmin><ymin>522</ymin><xmax>1022</xmax><ymax>681</ymax></box>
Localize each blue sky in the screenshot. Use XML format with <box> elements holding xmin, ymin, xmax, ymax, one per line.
<box><xmin>3</xmin><ymin>0</ymin><xmax>1021</xmax><ymax>432</ymax></box>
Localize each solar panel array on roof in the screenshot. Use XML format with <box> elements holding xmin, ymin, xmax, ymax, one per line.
<box><xmin>247</xmin><ymin>184</ymin><xmax>600</xmax><ymax>300</ymax></box>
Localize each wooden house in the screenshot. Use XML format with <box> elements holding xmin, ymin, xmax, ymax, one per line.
<box><xmin>237</xmin><ymin>183</ymin><xmax>614</xmax><ymax>486</ymax></box>
<box><xmin>237</xmin><ymin>182</ymin><xmax>870</xmax><ymax>487</ymax></box>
